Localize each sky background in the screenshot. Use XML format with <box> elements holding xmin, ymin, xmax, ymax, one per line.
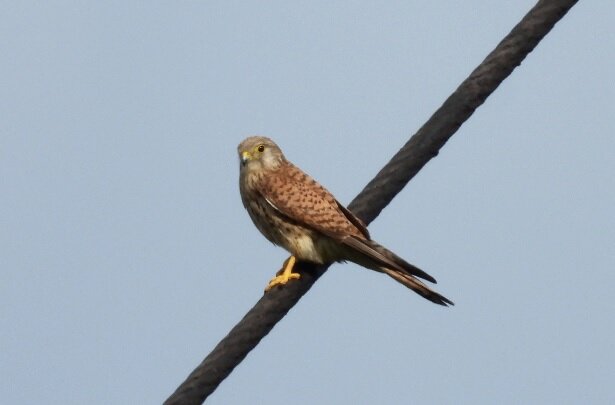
<box><xmin>2</xmin><ymin>1</ymin><xmax>614</xmax><ymax>404</ymax></box>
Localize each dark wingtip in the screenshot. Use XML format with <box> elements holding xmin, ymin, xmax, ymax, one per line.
<box><xmin>407</xmin><ymin>264</ymin><xmax>437</xmax><ymax>284</ymax></box>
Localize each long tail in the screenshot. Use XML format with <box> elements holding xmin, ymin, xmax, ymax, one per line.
<box><xmin>342</xmin><ymin>236</ymin><xmax>454</xmax><ymax>306</ymax></box>
<box><xmin>343</xmin><ymin>236</ymin><xmax>437</xmax><ymax>282</ymax></box>
<box><xmin>381</xmin><ymin>268</ymin><xmax>454</xmax><ymax>306</ymax></box>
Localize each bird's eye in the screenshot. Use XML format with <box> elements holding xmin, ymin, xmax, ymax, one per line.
<box><xmin>257</xmin><ymin>145</ymin><xmax>265</xmax><ymax>152</ymax></box>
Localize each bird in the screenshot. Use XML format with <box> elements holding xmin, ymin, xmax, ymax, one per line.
<box><xmin>238</xmin><ymin>136</ymin><xmax>453</xmax><ymax>306</ymax></box>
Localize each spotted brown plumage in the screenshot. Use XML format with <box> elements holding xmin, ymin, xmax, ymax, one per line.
<box><xmin>238</xmin><ymin>136</ymin><xmax>453</xmax><ymax>306</ymax></box>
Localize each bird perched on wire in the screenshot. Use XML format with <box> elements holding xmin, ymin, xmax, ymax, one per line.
<box><xmin>238</xmin><ymin>136</ymin><xmax>453</xmax><ymax>306</ymax></box>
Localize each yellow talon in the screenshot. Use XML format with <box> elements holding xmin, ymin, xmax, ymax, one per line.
<box><xmin>265</xmin><ymin>256</ymin><xmax>301</xmax><ymax>291</ymax></box>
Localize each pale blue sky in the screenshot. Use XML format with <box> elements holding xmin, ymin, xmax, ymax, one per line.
<box><xmin>2</xmin><ymin>1</ymin><xmax>614</xmax><ymax>404</ymax></box>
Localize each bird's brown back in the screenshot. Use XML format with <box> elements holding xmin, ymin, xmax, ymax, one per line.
<box><xmin>257</xmin><ymin>161</ymin><xmax>366</xmax><ymax>241</ymax></box>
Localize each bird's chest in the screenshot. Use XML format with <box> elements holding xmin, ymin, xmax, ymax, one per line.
<box><xmin>244</xmin><ymin>197</ymin><xmax>329</xmax><ymax>263</ymax></box>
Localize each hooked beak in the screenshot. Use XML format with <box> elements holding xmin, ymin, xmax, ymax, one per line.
<box><xmin>240</xmin><ymin>151</ymin><xmax>251</xmax><ymax>166</ymax></box>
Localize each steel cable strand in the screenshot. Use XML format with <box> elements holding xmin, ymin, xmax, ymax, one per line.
<box><xmin>164</xmin><ymin>1</ymin><xmax>578</xmax><ymax>403</ymax></box>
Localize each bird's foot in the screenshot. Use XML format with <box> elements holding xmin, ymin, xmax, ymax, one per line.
<box><xmin>265</xmin><ymin>256</ymin><xmax>300</xmax><ymax>291</ymax></box>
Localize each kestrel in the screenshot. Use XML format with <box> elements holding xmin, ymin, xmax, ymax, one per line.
<box><xmin>238</xmin><ymin>136</ymin><xmax>453</xmax><ymax>306</ymax></box>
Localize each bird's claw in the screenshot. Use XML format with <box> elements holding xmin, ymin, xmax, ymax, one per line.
<box><xmin>265</xmin><ymin>272</ymin><xmax>301</xmax><ymax>291</ymax></box>
<box><xmin>265</xmin><ymin>255</ymin><xmax>300</xmax><ymax>292</ymax></box>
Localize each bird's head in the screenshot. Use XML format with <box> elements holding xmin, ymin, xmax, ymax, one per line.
<box><xmin>237</xmin><ymin>136</ymin><xmax>285</xmax><ymax>171</ymax></box>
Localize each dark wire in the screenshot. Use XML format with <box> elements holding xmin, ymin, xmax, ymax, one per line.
<box><xmin>164</xmin><ymin>1</ymin><xmax>579</xmax><ymax>403</ymax></box>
